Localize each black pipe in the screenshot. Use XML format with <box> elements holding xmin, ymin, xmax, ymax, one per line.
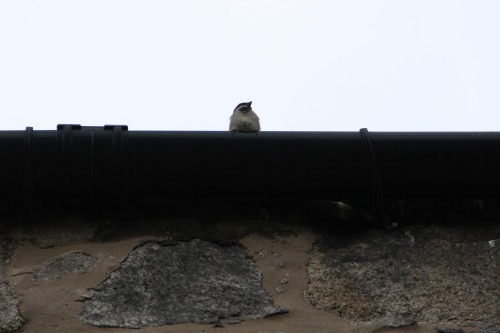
<box><xmin>1</xmin><ymin>125</ymin><xmax>499</xmax><ymax>215</ymax></box>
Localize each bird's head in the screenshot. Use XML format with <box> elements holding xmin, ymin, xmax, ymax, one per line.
<box><xmin>234</xmin><ymin>101</ymin><xmax>252</xmax><ymax>113</ymax></box>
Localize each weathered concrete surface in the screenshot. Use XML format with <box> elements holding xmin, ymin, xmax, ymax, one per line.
<box><xmin>80</xmin><ymin>239</ymin><xmax>287</xmax><ymax>328</ymax></box>
<box><xmin>34</xmin><ymin>252</ymin><xmax>96</xmax><ymax>280</ymax></box>
<box><xmin>307</xmin><ymin>223</ymin><xmax>500</xmax><ymax>330</ymax></box>
<box><xmin>0</xmin><ymin>224</ymin><xmax>26</xmax><ymax>333</ymax></box>
<box><xmin>25</xmin><ymin>216</ymin><xmax>98</xmax><ymax>248</ymax></box>
<box><xmin>0</xmin><ymin>284</ymin><xmax>25</xmax><ymax>333</ymax></box>
<box><xmin>3</xmin><ymin>202</ymin><xmax>500</xmax><ymax>332</ymax></box>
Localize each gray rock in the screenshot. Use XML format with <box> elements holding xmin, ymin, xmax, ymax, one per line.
<box><xmin>28</xmin><ymin>217</ymin><xmax>98</xmax><ymax>248</ymax></box>
<box><xmin>307</xmin><ymin>223</ymin><xmax>500</xmax><ymax>329</ymax></box>
<box><xmin>436</xmin><ymin>328</ymin><xmax>464</xmax><ymax>333</ymax></box>
<box><xmin>0</xmin><ymin>235</ymin><xmax>26</xmax><ymax>332</ymax></box>
<box><xmin>34</xmin><ymin>252</ymin><xmax>96</xmax><ymax>280</ymax></box>
<box><xmin>80</xmin><ymin>239</ymin><xmax>287</xmax><ymax>328</ymax></box>
<box><xmin>388</xmin><ymin>316</ymin><xmax>416</xmax><ymax>327</ymax></box>
<box><xmin>0</xmin><ymin>284</ymin><xmax>26</xmax><ymax>332</ymax></box>
<box><xmin>470</xmin><ymin>329</ymin><xmax>500</xmax><ymax>333</ymax></box>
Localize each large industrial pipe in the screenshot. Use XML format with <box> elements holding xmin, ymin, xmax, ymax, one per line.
<box><xmin>0</xmin><ymin>125</ymin><xmax>499</xmax><ymax>215</ymax></box>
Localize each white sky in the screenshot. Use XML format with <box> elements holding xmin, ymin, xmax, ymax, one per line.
<box><xmin>1</xmin><ymin>1</ymin><xmax>499</xmax><ymax>131</ymax></box>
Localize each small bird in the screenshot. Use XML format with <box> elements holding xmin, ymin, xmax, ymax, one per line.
<box><xmin>229</xmin><ymin>101</ymin><xmax>260</xmax><ymax>134</ymax></box>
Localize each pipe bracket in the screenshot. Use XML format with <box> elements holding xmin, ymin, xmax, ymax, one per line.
<box><xmin>360</xmin><ymin>128</ymin><xmax>384</xmax><ymax>220</ymax></box>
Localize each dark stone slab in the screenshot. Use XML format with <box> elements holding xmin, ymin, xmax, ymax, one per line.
<box><xmin>34</xmin><ymin>252</ymin><xmax>96</xmax><ymax>280</ymax></box>
<box><xmin>80</xmin><ymin>239</ymin><xmax>286</xmax><ymax>328</ymax></box>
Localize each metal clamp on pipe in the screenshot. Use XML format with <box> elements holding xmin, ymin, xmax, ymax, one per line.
<box><xmin>360</xmin><ymin>128</ymin><xmax>384</xmax><ymax>220</ymax></box>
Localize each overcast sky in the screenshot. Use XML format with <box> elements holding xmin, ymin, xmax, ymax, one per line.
<box><xmin>1</xmin><ymin>1</ymin><xmax>499</xmax><ymax>131</ymax></box>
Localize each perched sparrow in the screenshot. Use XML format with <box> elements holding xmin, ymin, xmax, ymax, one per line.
<box><xmin>229</xmin><ymin>101</ymin><xmax>260</xmax><ymax>134</ymax></box>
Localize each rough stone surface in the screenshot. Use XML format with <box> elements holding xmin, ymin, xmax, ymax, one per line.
<box><xmin>470</xmin><ymin>329</ymin><xmax>500</xmax><ymax>333</ymax></box>
<box><xmin>0</xmin><ymin>230</ymin><xmax>26</xmax><ymax>332</ymax></box>
<box><xmin>0</xmin><ymin>283</ymin><xmax>26</xmax><ymax>333</ymax></box>
<box><xmin>27</xmin><ymin>217</ymin><xmax>98</xmax><ymax>248</ymax></box>
<box><xmin>387</xmin><ymin>316</ymin><xmax>416</xmax><ymax>327</ymax></box>
<box><xmin>34</xmin><ymin>252</ymin><xmax>96</xmax><ymax>280</ymax></box>
<box><xmin>436</xmin><ymin>329</ymin><xmax>464</xmax><ymax>333</ymax></box>
<box><xmin>80</xmin><ymin>239</ymin><xmax>287</xmax><ymax>328</ymax></box>
<box><xmin>307</xmin><ymin>223</ymin><xmax>500</xmax><ymax>329</ymax></box>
